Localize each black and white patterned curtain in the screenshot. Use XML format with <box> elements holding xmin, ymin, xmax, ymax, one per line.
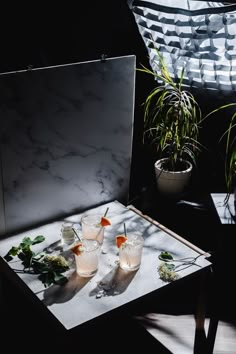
<box><xmin>129</xmin><ymin>0</ymin><xmax>236</xmax><ymax>91</ymax></box>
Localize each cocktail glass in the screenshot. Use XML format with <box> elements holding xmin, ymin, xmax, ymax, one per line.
<box><xmin>119</xmin><ymin>234</ymin><xmax>144</xmax><ymax>271</ymax></box>
<box><xmin>74</xmin><ymin>239</ymin><xmax>100</xmax><ymax>277</ymax></box>
<box><xmin>81</xmin><ymin>214</ymin><xmax>105</xmax><ymax>245</ymax></box>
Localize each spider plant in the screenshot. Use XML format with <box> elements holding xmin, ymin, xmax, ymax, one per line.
<box><xmin>138</xmin><ymin>49</ymin><xmax>236</xmax><ymax>174</ymax></box>
<box><xmin>138</xmin><ymin>51</ymin><xmax>203</xmax><ymax>172</ymax></box>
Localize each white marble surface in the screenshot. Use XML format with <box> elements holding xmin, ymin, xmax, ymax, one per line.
<box><xmin>211</xmin><ymin>193</ymin><xmax>235</xmax><ymax>224</ymax></box>
<box><xmin>0</xmin><ymin>200</ymin><xmax>211</xmax><ymax>331</ymax></box>
<box><xmin>0</xmin><ymin>56</ymin><xmax>135</xmax><ymax>235</ymax></box>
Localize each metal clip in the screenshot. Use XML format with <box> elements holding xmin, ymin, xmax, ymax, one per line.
<box><xmin>27</xmin><ymin>64</ymin><xmax>34</xmax><ymax>71</ymax></box>
<box><xmin>100</xmin><ymin>54</ymin><xmax>107</xmax><ymax>63</ymax></box>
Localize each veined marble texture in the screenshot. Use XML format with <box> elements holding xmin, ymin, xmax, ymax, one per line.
<box><xmin>0</xmin><ymin>55</ymin><xmax>136</xmax><ymax>235</ymax></box>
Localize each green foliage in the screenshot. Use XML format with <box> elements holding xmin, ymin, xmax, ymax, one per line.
<box><xmin>138</xmin><ymin>49</ymin><xmax>235</xmax><ymax>172</ymax></box>
<box><xmin>4</xmin><ymin>235</ymin><xmax>45</xmax><ymax>262</ymax></box>
<box><xmin>4</xmin><ymin>236</ymin><xmax>69</xmax><ymax>287</ymax></box>
<box><xmin>138</xmin><ymin>50</ymin><xmax>203</xmax><ymax>171</ymax></box>
<box><xmin>158</xmin><ymin>251</ymin><xmax>173</xmax><ymax>261</ymax></box>
<box><xmin>220</xmin><ymin>110</ymin><xmax>236</xmax><ymax>203</ymax></box>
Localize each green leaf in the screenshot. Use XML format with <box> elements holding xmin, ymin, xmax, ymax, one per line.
<box><xmin>38</xmin><ymin>272</ymin><xmax>55</xmax><ymax>288</ymax></box>
<box><xmin>38</xmin><ymin>271</ymin><xmax>68</xmax><ymax>287</ymax></box>
<box><xmin>53</xmin><ymin>272</ymin><xmax>68</xmax><ymax>286</ymax></box>
<box><xmin>20</xmin><ymin>237</ymin><xmax>33</xmax><ymax>248</ymax></box>
<box><xmin>159</xmin><ymin>251</ymin><xmax>173</xmax><ymax>261</ymax></box>
<box><xmin>18</xmin><ymin>249</ymin><xmax>35</xmax><ymax>269</ymax></box>
<box><xmin>31</xmin><ymin>259</ymin><xmax>48</xmax><ymax>273</ymax></box>
<box><xmin>9</xmin><ymin>246</ymin><xmax>19</xmax><ymax>256</ymax></box>
<box><xmin>31</xmin><ymin>235</ymin><xmax>45</xmax><ymax>245</ymax></box>
<box><xmin>3</xmin><ymin>246</ymin><xmax>19</xmax><ymax>261</ymax></box>
<box><xmin>4</xmin><ymin>253</ymin><xmax>13</xmax><ymax>262</ymax></box>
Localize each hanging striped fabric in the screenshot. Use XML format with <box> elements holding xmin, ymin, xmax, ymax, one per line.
<box><xmin>129</xmin><ymin>0</ymin><xmax>236</xmax><ymax>91</ymax></box>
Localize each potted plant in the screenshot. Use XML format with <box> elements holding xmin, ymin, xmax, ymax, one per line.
<box><xmin>220</xmin><ymin>110</ymin><xmax>236</xmax><ymax>205</ymax></box>
<box><xmin>138</xmin><ymin>51</ymin><xmax>203</xmax><ymax>198</ymax></box>
<box><xmin>138</xmin><ymin>50</ymin><xmax>234</xmax><ymax>199</ymax></box>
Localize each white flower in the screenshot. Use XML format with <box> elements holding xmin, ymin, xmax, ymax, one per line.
<box><xmin>158</xmin><ymin>262</ymin><xmax>179</xmax><ymax>282</ymax></box>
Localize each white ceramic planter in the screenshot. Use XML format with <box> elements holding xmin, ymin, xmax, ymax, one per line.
<box><xmin>154</xmin><ymin>158</ymin><xmax>193</xmax><ymax>198</ymax></box>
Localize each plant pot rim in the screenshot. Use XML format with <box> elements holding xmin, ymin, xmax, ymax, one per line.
<box><xmin>154</xmin><ymin>158</ymin><xmax>193</xmax><ymax>174</ymax></box>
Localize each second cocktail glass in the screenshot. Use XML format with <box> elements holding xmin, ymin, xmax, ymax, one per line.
<box><xmin>81</xmin><ymin>214</ymin><xmax>105</xmax><ymax>245</ymax></box>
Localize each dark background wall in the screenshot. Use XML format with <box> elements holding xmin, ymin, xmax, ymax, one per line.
<box><xmin>0</xmin><ymin>2</ymin><xmax>145</xmax><ymax>72</ymax></box>
<box><xmin>0</xmin><ymin>1</ymin><xmax>154</xmax><ymax>202</ymax></box>
<box><xmin>1</xmin><ymin>1</ymin><xmax>234</xmax><ymax>200</ymax></box>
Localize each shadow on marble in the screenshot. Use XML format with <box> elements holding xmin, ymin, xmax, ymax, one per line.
<box><xmin>43</xmin><ymin>271</ymin><xmax>90</xmax><ymax>306</ymax></box>
<box><xmin>90</xmin><ymin>264</ymin><xmax>138</xmax><ymax>298</ymax></box>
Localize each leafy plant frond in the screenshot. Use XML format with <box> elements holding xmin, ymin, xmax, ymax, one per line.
<box><xmin>201</xmin><ymin>103</ymin><xmax>236</xmax><ymax>124</ymax></box>
<box><xmin>4</xmin><ymin>236</ymin><xmax>69</xmax><ymax>287</ymax></box>
<box><xmin>220</xmin><ymin>110</ymin><xmax>236</xmax><ymax>203</ymax></box>
<box><xmin>139</xmin><ymin>48</ymin><xmax>236</xmax><ymax>178</ymax></box>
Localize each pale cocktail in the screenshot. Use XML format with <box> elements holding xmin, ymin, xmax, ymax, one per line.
<box><xmin>73</xmin><ymin>239</ymin><xmax>100</xmax><ymax>277</ymax></box>
<box><xmin>81</xmin><ymin>214</ymin><xmax>105</xmax><ymax>245</ymax></box>
<box><xmin>119</xmin><ymin>234</ymin><xmax>144</xmax><ymax>271</ymax></box>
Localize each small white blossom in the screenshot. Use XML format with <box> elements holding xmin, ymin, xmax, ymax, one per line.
<box><xmin>158</xmin><ymin>262</ymin><xmax>179</xmax><ymax>282</ymax></box>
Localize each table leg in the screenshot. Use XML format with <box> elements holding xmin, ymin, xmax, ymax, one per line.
<box><xmin>206</xmin><ymin>317</ymin><xmax>219</xmax><ymax>354</ymax></box>
<box><xmin>194</xmin><ymin>269</ymin><xmax>211</xmax><ymax>354</ymax></box>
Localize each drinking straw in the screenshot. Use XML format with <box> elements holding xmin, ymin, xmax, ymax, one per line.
<box><xmin>124</xmin><ymin>223</ymin><xmax>127</xmax><ymax>237</ymax></box>
<box><xmin>96</xmin><ymin>207</ymin><xmax>110</xmax><ymax>240</ymax></box>
<box><xmin>72</xmin><ymin>228</ymin><xmax>81</xmax><ymax>242</ymax></box>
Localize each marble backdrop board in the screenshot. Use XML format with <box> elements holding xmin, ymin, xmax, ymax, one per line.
<box><xmin>0</xmin><ymin>55</ymin><xmax>136</xmax><ymax>235</ymax></box>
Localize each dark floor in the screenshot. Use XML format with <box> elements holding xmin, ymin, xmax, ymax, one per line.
<box><xmin>2</xmin><ymin>265</ymin><xmax>236</xmax><ymax>353</ymax></box>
